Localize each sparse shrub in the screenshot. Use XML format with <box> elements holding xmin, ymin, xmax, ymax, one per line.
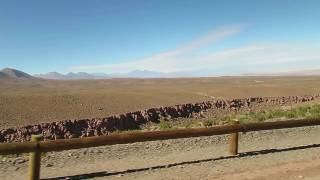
<box><xmin>309</xmin><ymin>104</ymin><xmax>320</xmax><ymax>116</ymax></box>
<box><xmin>214</xmin><ymin>103</ymin><xmax>320</xmax><ymax>124</ymax></box>
<box><xmin>254</xmin><ymin>111</ymin><xmax>267</xmax><ymax>122</ymax></box>
<box><xmin>307</xmin><ymin>104</ymin><xmax>320</xmax><ymax>119</ymax></box>
<box><xmin>235</xmin><ymin>114</ymin><xmax>249</xmax><ymax>123</ymax></box>
<box><xmin>248</xmin><ymin>111</ymin><xmax>255</xmax><ymax>117</ymax></box>
<box><xmin>285</xmin><ymin>111</ymin><xmax>297</xmax><ymax>118</ymax></box>
<box><xmin>220</xmin><ymin>115</ymin><xmax>231</xmax><ymax>122</ymax></box>
<box><xmin>203</xmin><ymin>119</ymin><xmax>213</xmax><ymax>127</ymax></box>
<box><xmin>183</xmin><ymin>121</ymin><xmax>193</xmax><ymax>128</ymax></box>
<box><xmin>269</xmin><ymin>109</ymin><xmax>286</xmax><ymax>118</ymax></box>
<box><xmin>159</xmin><ymin>120</ymin><xmax>171</xmax><ymax>130</ymax></box>
<box><xmin>295</xmin><ymin>106</ymin><xmax>309</xmax><ymax>117</ymax></box>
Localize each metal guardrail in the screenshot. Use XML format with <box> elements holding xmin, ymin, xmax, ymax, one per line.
<box><xmin>1</xmin><ymin>118</ymin><xmax>320</xmax><ymax>180</ymax></box>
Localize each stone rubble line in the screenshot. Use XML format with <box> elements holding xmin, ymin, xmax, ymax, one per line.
<box><xmin>0</xmin><ymin>95</ymin><xmax>319</xmax><ymax>143</ymax></box>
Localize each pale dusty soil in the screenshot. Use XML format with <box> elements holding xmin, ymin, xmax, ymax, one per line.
<box><xmin>2</xmin><ymin>76</ymin><xmax>320</xmax><ymax>128</ymax></box>
<box><xmin>216</xmin><ymin>159</ymin><xmax>320</xmax><ymax>180</ymax></box>
<box><xmin>1</xmin><ymin>126</ymin><xmax>320</xmax><ymax>180</ymax></box>
<box><xmin>1</xmin><ymin>77</ymin><xmax>320</xmax><ymax>179</ymax></box>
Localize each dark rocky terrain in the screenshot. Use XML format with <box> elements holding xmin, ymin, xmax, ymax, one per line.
<box><xmin>0</xmin><ymin>95</ymin><xmax>318</xmax><ymax>143</ymax></box>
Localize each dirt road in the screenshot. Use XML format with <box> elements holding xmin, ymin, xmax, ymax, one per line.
<box><xmin>1</xmin><ymin>125</ymin><xmax>320</xmax><ymax>180</ymax></box>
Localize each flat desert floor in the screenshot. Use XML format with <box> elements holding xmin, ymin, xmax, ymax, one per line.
<box><xmin>1</xmin><ymin>76</ymin><xmax>320</xmax><ymax>128</ymax></box>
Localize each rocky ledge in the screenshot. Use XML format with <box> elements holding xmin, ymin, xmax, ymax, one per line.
<box><xmin>0</xmin><ymin>95</ymin><xmax>319</xmax><ymax>143</ymax></box>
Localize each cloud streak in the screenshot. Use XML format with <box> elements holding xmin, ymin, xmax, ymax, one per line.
<box><xmin>69</xmin><ymin>25</ymin><xmax>320</xmax><ymax>75</ymax></box>
<box><xmin>69</xmin><ymin>25</ymin><xmax>245</xmax><ymax>73</ymax></box>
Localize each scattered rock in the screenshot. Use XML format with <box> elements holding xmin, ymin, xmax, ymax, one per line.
<box><xmin>1</xmin><ymin>157</ymin><xmax>7</xmax><ymax>162</ymax></box>
<box><xmin>200</xmin><ymin>112</ymin><xmax>206</xmax><ymax>118</ymax></box>
<box><xmin>14</xmin><ymin>158</ymin><xmax>26</xmax><ymax>164</ymax></box>
<box><xmin>116</xmin><ymin>174</ymin><xmax>123</xmax><ymax>178</ymax></box>
<box><xmin>91</xmin><ymin>149</ymin><xmax>103</xmax><ymax>153</ymax></box>
<box><xmin>8</xmin><ymin>166</ymin><xmax>20</xmax><ymax>171</ymax></box>
<box><xmin>45</xmin><ymin>163</ymin><xmax>53</xmax><ymax>167</ymax></box>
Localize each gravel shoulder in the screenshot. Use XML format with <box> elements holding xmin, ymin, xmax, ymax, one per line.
<box><xmin>1</xmin><ymin>125</ymin><xmax>320</xmax><ymax>180</ymax></box>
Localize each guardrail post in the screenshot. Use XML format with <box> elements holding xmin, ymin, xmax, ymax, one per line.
<box><xmin>229</xmin><ymin>120</ymin><xmax>239</xmax><ymax>155</ymax></box>
<box><xmin>29</xmin><ymin>135</ymin><xmax>42</xmax><ymax>180</ymax></box>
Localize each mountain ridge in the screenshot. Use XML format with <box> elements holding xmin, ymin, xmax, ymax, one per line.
<box><xmin>2</xmin><ymin>67</ymin><xmax>320</xmax><ymax>80</ymax></box>
<box><xmin>0</xmin><ymin>68</ymin><xmax>35</xmax><ymax>79</ymax></box>
<box><xmin>35</xmin><ymin>72</ymin><xmax>110</xmax><ymax>80</ymax></box>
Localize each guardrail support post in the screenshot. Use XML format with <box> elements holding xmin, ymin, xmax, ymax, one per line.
<box><xmin>29</xmin><ymin>135</ymin><xmax>42</xmax><ymax>180</ymax></box>
<box><xmin>229</xmin><ymin>120</ymin><xmax>239</xmax><ymax>155</ymax></box>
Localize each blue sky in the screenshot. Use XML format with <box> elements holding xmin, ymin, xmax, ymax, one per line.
<box><xmin>1</xmin><ymin>0</ymin><xmax>320</xmax><ymax>75</ymax></box>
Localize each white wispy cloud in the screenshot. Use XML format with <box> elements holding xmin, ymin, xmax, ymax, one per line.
<box><xmin>69</xmin><ymin>25</ymin><xmax>245</xmax><ymax>73</ymax></box>
<box><xmin>69</xmin><ymin>24</ymin><xmax>320</xmax><ymax>75</ymax></box>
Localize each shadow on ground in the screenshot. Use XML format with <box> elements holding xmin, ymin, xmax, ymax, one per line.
<box><xmin>42</xmin><ymin>143</ymin><xmax>320</xmax><ymax>180</ymax></box>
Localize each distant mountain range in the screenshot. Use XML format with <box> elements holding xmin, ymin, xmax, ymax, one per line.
<box><xmin>35</xmin><ymin>69</ymin><xmax>176</xmax><ymax>79</ymax></box>
<box><xmin>2</xmin><ymin>67</ymin><xmax>320</xmax><ymax>80</ymax></box>
<box><xmin>34</xmin><ymin>70</ymin><xmax>167</xmax><ymax>79</ymax></box>
<box><xmin>34</xmin><ymin>72</ymin><xmax>110</xmax><ymax>80</ymax></box>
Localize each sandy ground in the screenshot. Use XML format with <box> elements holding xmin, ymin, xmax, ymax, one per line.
<box><xmin>1</xmin><ymin>77</ymin><xmax>320</xmax><ymax>179</ymax></box>
<box><xmin>2</xmin><ymin>76</ymin><xmax>320</xmax><ymax>128</ymax></box>
<box><xmin>0</xmin><ymin>126</ymin><xmax>319</xmax><ymax>180</ymax></box>
<box><xmin>217</xmin><ymin>159</ymin><xmax>320</xmax><ymax>180</ymax></box>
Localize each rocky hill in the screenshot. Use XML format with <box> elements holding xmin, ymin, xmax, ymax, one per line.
<box><xmin>0</xmin><ymin>68</ymin><xmax>35</xmax><ymax>80</ymax></box>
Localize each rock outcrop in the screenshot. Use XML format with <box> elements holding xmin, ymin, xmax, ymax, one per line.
<box><xmin>0</xmin><ymin>95</ymin><xmax>318</xmax><ymax>143</ymax></box>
